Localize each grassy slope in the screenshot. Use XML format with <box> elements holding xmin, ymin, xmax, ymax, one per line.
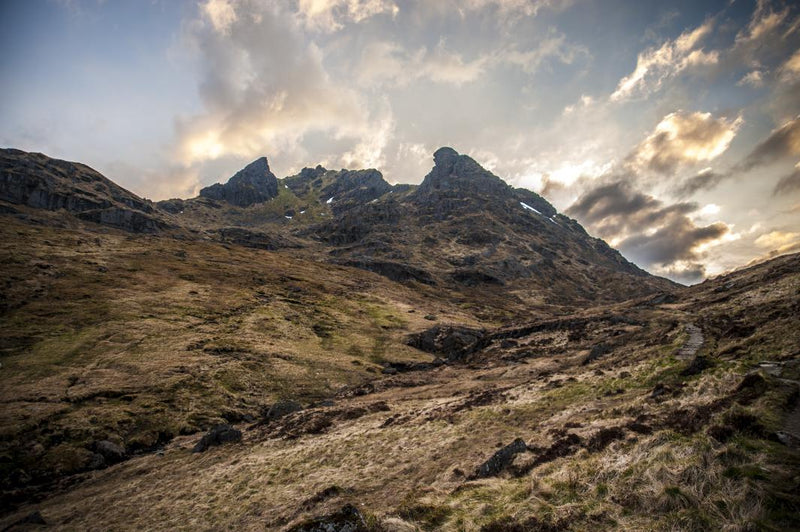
<box><xmin>0</xmin><ymin>214</ymin><xmax>488</xmax><ymax>502</ymax></box>
<box><xmin>0</xmin><ymin>212</ymin><xmax>798</xmax><ymax>531</ymax></box>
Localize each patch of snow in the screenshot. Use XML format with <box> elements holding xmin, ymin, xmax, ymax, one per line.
<box><xmin>326</xmin><ymin>197</ymin><xmax>334</xmax><ymax>204</ymax></box>
<box><xmin>520</xmin><ymin>201</ymin><xmax>542</xmax><ymax>215</ymax></box>
<box><xmin>548</xmin><ymin>217</ymin><xmax>559</xmax><ymax>226</ymax></box>
<box><xmin>300</xmin><ymin>210</ymin><xmax>306</xmax><ymax>214</ymax></box>
<box><xmin>285</xmin><ymin>215</ymin><xmax>292</xmax><ymax>220</ymax></box>
<box><xmin>284</xmin><ymin>184</ymin><xmax>288</xmax><ymax>189</ymax></box>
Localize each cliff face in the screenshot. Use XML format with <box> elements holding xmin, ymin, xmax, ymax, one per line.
<box><xmin>0</xmin><ymin>148</ymin><xmax>169</xmax><ymax>232</ymax></box>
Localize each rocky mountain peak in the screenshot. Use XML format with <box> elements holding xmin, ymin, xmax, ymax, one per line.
<box><xmin>199</xmin><ymin>156</ymin><xmax>278</xmax><ymax>207</ymax></box>
<box><xmin>417</xmin><ymin>147</ymin><xmax>511</xmax><ymax>199</ymax></box>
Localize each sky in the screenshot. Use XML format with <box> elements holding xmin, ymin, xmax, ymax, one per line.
<box><xmin>1</xmin><ymin>0</ymin><xmax>799</xmax><ymax>283</ymax></box>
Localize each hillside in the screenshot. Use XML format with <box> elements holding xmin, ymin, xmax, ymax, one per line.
<box><xmin>0</xmin><ymin>149</ymin><xmax>798</xmax><ymax>531</ymax></box>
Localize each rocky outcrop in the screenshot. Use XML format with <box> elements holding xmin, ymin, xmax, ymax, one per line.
<box><xmin>474</xmin><ymin>438</ymin><xmax>528</xmax><ymax>478</ymax></box>
<box><xmin>412</xmin><ymin>147</ymin><xmax>513</xmax><ymax>208</ymax></box>
<box><xmin>0</xmin><ymin>148</ymin><xmax>170</xmax><ymax>232</ymax></box>
<box><xmin>199</xmin><ymin>157</ymin><xmax>278</xmax><ymax>207</ymax></box>
<box><xmin>287</xmin><ymin>504</ymin><xmax>368</xmax><ymax>532</ymax></box>
<box><xmin>320</xmin><ymin>169</ymin><xmax>392</xmax><ymax>214</ymax></box>
<box><xmin>333</xmin><ymin>258</ymin><xmax>436</xmax><ymax>285</ymax></box>
<box><xmin>192</xmin><ymin>424</ymin><xmax>242</xmax><ymax>453</ymax></box>
<box><xmin>406</xmin><ymin>325</ymin><xmax>486</xmax><ymax>360</ymax></box>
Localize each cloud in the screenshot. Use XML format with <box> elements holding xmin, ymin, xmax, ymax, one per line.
<box><xmin>296</xmin><ymin>0</ymin><xmax>398</xmax><ymax>31</ymax></box>
<box><xmin>174</xmin><ymin>1</ymin><xmax>385</xmax><ymax>170</ymax></box>
<box><xmin>356</xmin><ymin>31</ymin><xmax>584</xmax><ymax>88</ymax></box>
<box><xmin>566</xmin><ymin>180</ymin><xmax>730</xmax><ymax>282</ymax></box>
<box><xmin>735</xmin><ymin>0</ymin><xmax>790</xmax><ymax>44</ymax></box>
<box><xmin>618</xmin><ymin>215</ymin><xmax>728</xmax><ymax>269</ymax></box>
<box><xmin>627</xmin><ymin>111</ymin><xmax>741</xmax><ymax>174</ymax></box>
<box><xmin>737</xmin><ymin>70</ymin><xmax>765</xmax><ymax>87</ymax></box>
<box><xmin>738</xmin><ymin>115</ymin><xmax>800</xmax><ymax>171</ymax></box>
<box><xmin>356</xmin><ymin>41</ymin><xmax>490</xmax><ymax>87</ymax></box>
<box><xmin>779</xmin><ymin>49</ymin><xmax>800</xmax><ymax>82</ymax></box>
<box><xmin>754</xmin><ymin>230</ymin><xmax>800</xmax><ymax>258</ymax></box>
<box><xmin>673</xmin><ymin>167</ymin><xmax>727</xmax><ymax>197</ymax></box>
<box><xmin>202</xmin><ymin>0</ymin><xmax>237</xmax><ymax>34</ymax></box>
<box><xmin>497</xmin><ymin>31</ymin><xmax>587</xmax><ymax>72</ymax></box>
<box><xmin>611</xmin><ymin>20</ymin><xmax>718</xmax><ymax>101</ymax></box>
<box><xmin>773</xmin><ymin>162</ymin><xmax>800</xmax><ymax>195</ymax></box>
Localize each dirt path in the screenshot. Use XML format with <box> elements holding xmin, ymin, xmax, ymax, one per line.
<box><xmin>677</xmin><ymin>323</ymin><xmax>704</xmax><ymax>360</ymax></box>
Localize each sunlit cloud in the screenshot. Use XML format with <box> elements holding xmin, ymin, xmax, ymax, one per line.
<box><xmin>779</xmin><ymin>49</ymin><xmax>800</xmax><ymax>82</ymax></box>
<box><xmin>734</xmin><ymin>0</ymin><xmax>790</xmax><ymax>44</ymax></box>
<box><xmin>296</xmin><ymin>0</ymin><xmax>399</xmax><ymax>31</ymax></box>
<box><xmin>627</xmin><ymin>111</ymin><xmax>741</xmax><ymax>174</ymax></box>
<box><xmin>202</xmin><ymin>0</ymin><xmax>237</xmax><ymax>34</ymax></box>
<box><xmin>175</xmin><ymin>1</ymin><xmax>383</xmax><ymax>168</ymax></box>
<box><xmin>611</xmin><ymin>20</ymin><xmax>718</xmax><ymax>101</ymax></box>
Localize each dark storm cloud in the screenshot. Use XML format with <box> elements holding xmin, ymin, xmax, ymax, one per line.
<box><xmin>618</xmin><ymin>216</ymin><xmax>728</xmax><ymax>267</ymax></box>
<box><xmin>738</xmin><ymin>116</ymin><xmax>800</xmax><ymax>171</ymax></box>
<box><xmin>774</xmin><ymin>165</ymin><xmax>800</xmax><ymax>195</ymax></box>
<box><xmin>566</xmin><ymin>180</ymin><xmax>729</xmax><ymax>281</ymax></box>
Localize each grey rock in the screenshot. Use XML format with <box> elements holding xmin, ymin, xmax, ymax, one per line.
<box><xmin>405</xmin><ymin>325</ymin><xmax>486</xmax><ymax>361</ymax></box>
<box><xmin>475</xmin><ymin>438</ymin><xmax>527</xmax><ymax>478</ymax></box>
<box><xmin>192</xmin><ymin>424</ymin><xmax>242</xmax><ymax>453</ymax></box>
<box><xmin>0</xmin><ymin>148</ymin><xmax>169</xmax><ymax>233</ymax></box>
<box><xmin>287</xmin><ymin>504</ymin><xmax>368</xmax><ymax>532</ymax></box>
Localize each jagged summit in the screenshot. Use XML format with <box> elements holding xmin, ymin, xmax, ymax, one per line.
<box><xmin>199</xmin><ymin>156</ymin><xmax>278</xmax><ymax>207</ymax></box>
<box><xmin>415</xmin><ymin>146</ymin><xmax>510</xmax><ymax>199</ymax></box>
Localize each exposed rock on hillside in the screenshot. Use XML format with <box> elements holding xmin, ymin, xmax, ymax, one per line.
<box><xmin>199</xmin><ymin>157</ymin><xmax>278</xmax><ymax>207</ymax></box>
<box><xmin>0</xmin><ymin>148</ymin><xmax>169</xmax><ymax>232</ymax></box>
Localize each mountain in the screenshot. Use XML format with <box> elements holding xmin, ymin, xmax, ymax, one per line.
<box><xmin>198</xmin><ymin>156</ymin><xmax>279</xmax><ymax>207</ymax></box>
<box><xmin>0</xmin><ymin>147</ymin><xmax>798</xmax><ymax>531</ymax></box>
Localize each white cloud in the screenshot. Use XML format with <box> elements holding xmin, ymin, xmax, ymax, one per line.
<box><xmin>461</xmin><ymin>0</ymin><xmax>572</xmax><ymax>18</ymax></box>
<box><xmin>356</xmin><ymin>41</ymin><xmax>489</xmax><ymax>87</ymax></box>
<box><xmin>297</xmin><ymin>0</ymin><xmax>398</xmax><ymax>31</ymax></box>
<box><xmin>611</xmin><ymin>20</ymin><xmax>718</xmax><ymax>101</ymax></box>
<box><xmin>175</xmin><ymin>1</ymin><xmax>386</xmax><ymax>169</ymax></box>
<box><xmin>356</xmin><ymin>31</ymin><xmax>583</xmax><ymax>88</ymax></box>
<box><xmin>202</xmin><ymin>0</ymin><xmax>237</xmax><ymax>34</ymax></box>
